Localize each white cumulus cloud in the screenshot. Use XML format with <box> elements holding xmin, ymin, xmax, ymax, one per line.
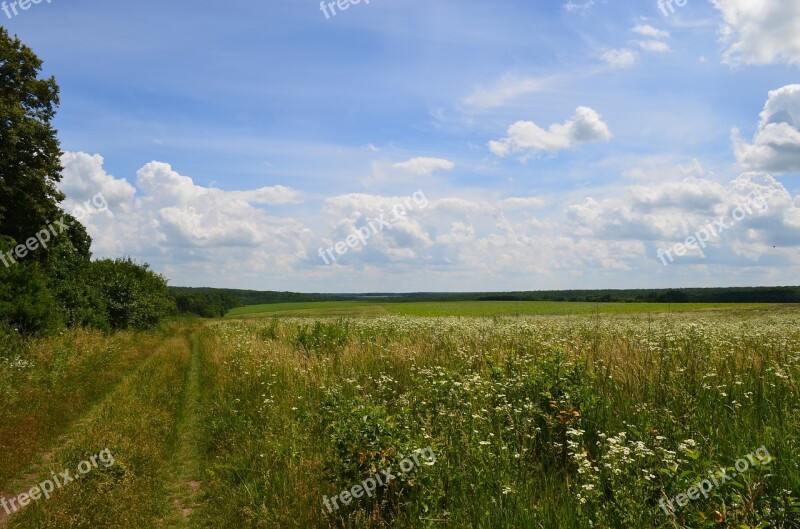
<box><xmin>60</xmin><ymin>152</ymin><xmax>137</xmax><ymax>212</ymax></box>
<box><xmin>58</xmin><ymin>153</ymin><xmax>309</xmax><ymax>276</ymax></box>
<box><xmin>57</xmin><ymin>153</ymin><xmax>800</xmax><ymax>290</ymax></box>
<box><xmin>489</xmin><ymin>106</ymin><xmax>612</xmax><ymax>157</ymax></box>
<box><xmin>734</xmin><ymin>84</ymin><xmax>800</xmax><ymax>173</ymax></box>
<box><xmin>712</xmin><ymin>0</ymin><xmax>800</xmax><ymax>66</ymax></box>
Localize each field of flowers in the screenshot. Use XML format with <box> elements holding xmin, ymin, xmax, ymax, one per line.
<box><xmin>197</xmin><ymin>309</ymin><xmax>800</xmax><ymax>528</ymax></box>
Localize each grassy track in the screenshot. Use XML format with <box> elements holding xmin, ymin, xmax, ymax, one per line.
<box><xmin>0</xmin><ymin>329</ymin><xmax>168</xmax><ymax>486</ymax></box>
<box><xmin>226</xmin><ymin>300</ymin><xmax>779</xmax><ymax>318</ymax></box>
<box><xmin>161</xmin><ymin>328</ymin><xmax>206</xmax><ymax>528</ymax></box>
<box><xmin>2</xmin><ymin>330</ymin><xmax>194</xmax><ymax>528</ymax></box>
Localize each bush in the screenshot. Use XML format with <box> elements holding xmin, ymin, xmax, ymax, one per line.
<box><xmin>90</xmin><ymin>258</ymin><xmax>174</xmax><ymax>331</ymax></box>
<box><xmin>44</xmin><ymin>232</ymin><xmax>109</xmax><ymax>331</ymax></box>
<box><xmin>0</xmin><ymin>237</ymin><xmax>63</xmax><ymax>334</ymax></box>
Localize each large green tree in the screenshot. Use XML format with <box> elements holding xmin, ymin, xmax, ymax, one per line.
<box><xmin>0</xmin><ymin>29</ymin><xmax>175</xmax><ymax>335</ymax></box>
<box><xmin>0</xmin><ymin>26</ymin><xmax>64</xmax><ymax>247</ymax></box>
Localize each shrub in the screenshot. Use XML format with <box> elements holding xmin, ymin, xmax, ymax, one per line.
<box><xmin>89</xmin><ymin>258</ymin><xmax>174</xmax><ymax>331</ymax></box>
<box><xmin>0</xmin><ymin>237</ymin><xmax>63</xmax><ymax>335</ymax></box>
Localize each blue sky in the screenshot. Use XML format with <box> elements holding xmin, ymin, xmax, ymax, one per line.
<box><xmin>4</xmin><ymin>0</ymin><xmax>800</xmax><ymax>292</ymax></box>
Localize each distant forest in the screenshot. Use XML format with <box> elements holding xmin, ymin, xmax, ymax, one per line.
<box><xmin>170</xmin><ymin>286</ymin><xmax>800</xmax><ymax>318</ymax></box>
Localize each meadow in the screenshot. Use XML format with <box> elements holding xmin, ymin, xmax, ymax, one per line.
<box><xmin>1</xmin><ymin>304</ymin><xmax>798</xmax><ymax>528</ymax></box>
<box><xmin>225</xmin><ymin>300</ymin><xmax>776</xmax><ymax>318</ymax></box>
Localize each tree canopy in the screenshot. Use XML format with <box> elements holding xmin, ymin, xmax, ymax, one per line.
<box><xmin>0</xmin><ymin>27</ymin><xmax>64</xmax><ymax>249</ymax></box>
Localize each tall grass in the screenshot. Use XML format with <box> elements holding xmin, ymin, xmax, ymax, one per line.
<box><xmin>196</xmin><ymin>311</ymin><xmax>800</xmax><ymax>528</ymax></box>
<box><xmin>0</xmin><ymin>326</ymin><xmax>165</xmax><ymax>485</ymax></box>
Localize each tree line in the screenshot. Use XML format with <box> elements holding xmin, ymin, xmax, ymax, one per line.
<box><xmin>169</xmin><ymin>286</ymin><xmax>800</xmax><ymax>319</ymax></box>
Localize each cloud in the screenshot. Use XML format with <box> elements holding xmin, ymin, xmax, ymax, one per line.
<box><xmin>462</xmin><ymin>74</ymin><xmax>548</xmax><ymax>110</ymax></box>
<box><xmin>60</xmin><ymin>152</ymin><xmax>137</xmax><ymax>212</ymax></box>
<box><xmin>734</xmin><ymin>84</ymin><xmax>800</xmax><ymax>173</ymax></box>
<box><xmin>630</xmin><ymin>24</ymin><xmax>671</xmax><ymax>53</ymax></box>
<box><xmin>636</xmin><ymin>40</ymin><xmax>671</xmax><ymax>53</ymax></box>
<box><xmin>392</xmin><ymin>157</ymin><xmax>455</xmax><ymax>176</ymax></box>
<box><xmin>489</xmin><ymin>106</ymin><xmax>612</xmax><ymax>157</ymax></box>
<box><xmin>602</xmin><ymin>49</ymin><xmax>638</xmax><ymax>68</ymax></box>
<box><xmin>317</xmin><ymin>193</ymin><xmax>556</xmax><ymax>270</ymax></box>
<box><xmin>226</xmin><ymin>187</ymin><xmax>303</xmax><ymax>205</ymax></box>
<box><xmin>621</xmin><ymin>157</ymin><xmax>708</xmax><ymax>182</ymax></box>
<box><xmin>59</xmin><ymin>153</ymin><xmax>309</xmax><ymax>270</ymax></box>
<box><xmin>629</xmin><ymin>178</ymin><xmax>727</xmax><ymax>212</ymax></box>
<box><xmin>502</xmin><ymin>197</ymin><xmax>546</xmax><ymax>208</ymax></box>
<box><xmin>321</xmin><ymin>192</ymin><xmax>434</xmax><ymax>256</ymax></box>
<box><xmin>712</xmin><ymin>0</ymin><xmax>800</xmax><ymax>66</ymax></box>
<box><xmin>566</xmin><ymin>173</ymin><xmax>800</xmax><ymax>262</ymax></box>
<box><xmin>134</xmin><ymin>162</ymin><xmax>304</xmax><ymax>247</ymax></box>
<box><xmin>57</xmin><ymin>152</ymin><xmax>800</xmax><ymax>290</ymax></box>
<box><xmin>563</xmin><ymin>1</ymin><xmax>605</xmax><ymax>14</ymax></box>
<box><xmin>633</xmin><ymin>24</ymin><xmax>669</xmax><ymax>39</ymax></box>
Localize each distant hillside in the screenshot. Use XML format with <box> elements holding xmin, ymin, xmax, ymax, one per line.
<box><xmin>169</xmin><ymin>286</ymin><xmax>800</xmax><ymax>318</ymax></box>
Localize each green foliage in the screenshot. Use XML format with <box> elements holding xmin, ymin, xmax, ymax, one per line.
<box><xmin>172</xmin><ymin>289</ymin><xmax>240</xmax><ymax>318</ymax></box>
<box><xmin>322</xmin><ymin>392</ymin><xmax>421</xmax><ymax>515</ymax></box>
<box><xmin>294</xmin><ymin>319</ymin><xmax>350</xmax><ymax>354</ymax></box>
<box><xmin>0</xmin><ymin>237</ymin><xmax>173</xmax><ymax>334</ymax></box>
<box><xmin>491</xmin><ymin>350</ymin><xmax>595</xmax><ymax>469</ymax></box>
<box><xmin>0</xmin><ymin>237</ymin><xmax>62</xmax><ymax>334</ymax></box>
<box><xmin>209</xmin><ymin>286</ymin><xmax>800</xmax><ymax>319</ymax></box>
<box><xmin>90</xmin><ymin>258</ymin><xmax>174</xmax><ymax>331</ymax></box>
<box><xmin>0</xmin><ymin>27</ymin><xmax>65</xmax><ymax>249</ymax></box>
<box><xmin>42</xmin><ymin>226</ymin><xmax>108</xmax><ymax>330</ymax></box>
<box><xmin>257</xmin><ymin>318</ymin><xmax>280</xmax><ymax>341</ymax></box>
<box><xmin>0</xmin><ymin>319</ymin><xmax>25</xmax><ymax>359</ymax></box>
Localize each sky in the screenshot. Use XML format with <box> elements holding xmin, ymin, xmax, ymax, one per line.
<box><xmin>3</xmin><ymin>0</ymin><xmax>800</xmax><ymax>292</ymax></box>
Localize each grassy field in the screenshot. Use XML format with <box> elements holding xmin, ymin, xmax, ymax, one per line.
<box><xmin>225</xmin><ymin>300</ymin><xmax>779</xmax><ymax>318</ymax></box>
<box><xmin>1</xmin><ymin>306</ymin><xmax>799</xmax><ymax>528</ymax></box>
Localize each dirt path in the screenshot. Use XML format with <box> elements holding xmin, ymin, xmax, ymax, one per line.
<box><xmin>161</xmin><ymin>330</ymin><xmax>206</xmax><ymax>528</ymax></box>
<box><xmin>0</xmin><ymin>328</ymin><xmax>208</xmax><ymax>528</ymax></box>
<box><xmin>0</xmin><ymin>492</ymin><xmax>10</xmax><ymax>526</ymax></box>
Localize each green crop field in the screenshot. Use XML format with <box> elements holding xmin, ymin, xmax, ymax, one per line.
<box><xmin>226</xmin><ymin>300</ymin><xmax>778</xmax><ymax>318</ymax></box>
